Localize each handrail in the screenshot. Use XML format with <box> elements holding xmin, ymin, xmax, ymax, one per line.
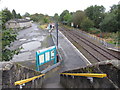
<box><xmin>14</xmin><ymin>74</ymin><xmax>45</xmax><ymax>86</ymax></box>
<box><xmin>60</xmin><ymin>73</ymin><xmax>107</xmax><ymax>78</ymax></box>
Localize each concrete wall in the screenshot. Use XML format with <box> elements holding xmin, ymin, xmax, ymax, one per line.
<box><xmin>6</xmin><ymin>22</ymin><xmax>20</xmax><ymax>29</ymax></box>
<box><xmin>60</xmin><ymin>60</ymin><xmax>120</xmax><ymax>89</ymax></box>
<box><xmin>1</xmin><ymin>62</ymin><xmax>44</xmax><ymax>89</ymax></box>
<box><xmin>5</xmin><ymin>20</ymin><xmax>32</xmax><ymax>29</ymax></box>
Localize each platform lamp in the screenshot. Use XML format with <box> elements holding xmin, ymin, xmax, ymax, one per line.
<box><xmin>56</xmin><ymin>22</ymin><xmax>59</xmax><ymax>62</ymax></box>
<box><xmin>56</xmin><ymin>22</ymin><xmax>58</xmax><ymax>49</ymax></box>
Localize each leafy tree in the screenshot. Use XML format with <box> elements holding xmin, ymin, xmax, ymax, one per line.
<box><xmin>100</xmin><ymin>4</ymin><xmax>119</xmax><ymax>32</ymax></box>
<box><xmin>24</xmin><ymin>12</ymin><xmax>30</xmax><ymax>17</ymax></box>
<box><xmin>1</xmin><ymin>8</ymin><xmax>18</xmax><ymax>61</ymax></box>
<box><xmin>100</xmin><ymin>13</ymin><xmax>117</xmax><ymax>32</ymax></box>
<box><xmin>59</xmin><ymin>10</ymin><xmax>69</xmax><ymax>22</ymax></box>
<box><xmin>53</xmin><ymin>13</ymin><xmax>59</xmax><ymax>22</ymax></box>
<box><xmin>1</xmin><ymin>8</ymin><xmax>13</xmax><ymax>28</ymax></box>
<box><xmin>0</xmin><ymin>11</ymin><xmax>2</xmax><ymax>29</ymax></box>
<box><xmin>81</xmin><ymin>18</ymin><xmax>94</xmax><ymax>31</ymax></box>
<box><xmin>12</xmin><ymin>9</ymin><xmax>17</xmax><ymax>18</ymax></box>
<box><xmin>31</xmin><ymin>13</ymin><xmax>40</xmax><ymax>22</ymax></box>
<box><xmin>17</xmin><ymin>13</ymin><xmax>22</xmax><ymax>19</ymax></box>
<box><xmin>72</xmin><ymin>10</ymin><xmax>86</xmax><ymax>28</ymax></box>
<box><xmin>43</xmin><ymin>16</ymin><xmax>50</xmax><ymax>23</ymax></box>
<box><xmin>110</xmin><ymin>5</ymin><xmax>118</xmax><ymax>13</ymax></box>
<box><xmin>2</xmin><ymin>29</ymin><xmax>18</xmax><ymax>61</ymax></box>
<box><xmin>85</xmin><ymin>5</ymin><xmax>105</xmax><ymax>28</ymax></box>
<box><xmin>63</xmin><ymin>12</ymin><xmax>72</xmax><ymax>25</ymax></box>
<box><xmin>116</xmin><ymin>5</ymin><xmax>120</xmax><ymax>32</ymax></box>
<box><xmin>0</xmin><ymin>11</ymin><xmax>2</xmax><ymax>61</ymax></box>
<box><xmin>31</xmin><ymin>13</ymin><xmax>50</xmax><ymax>24</ymax></box>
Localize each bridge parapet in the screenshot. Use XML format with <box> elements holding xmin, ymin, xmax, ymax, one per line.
<box><xmin>60</xmin><ymin>60</ymin><xmax>120</xmax><ymax>88</ymax></box>
<box><xmin>1</xmin><ymin>62</ymin><xmax>44</xmax><ymax>89</ymax></box>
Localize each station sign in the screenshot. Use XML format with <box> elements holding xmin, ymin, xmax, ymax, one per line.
<box><xmin>36</xmin><ymin>46</ymin><xmax>57</xmax><ymax>71</ymax></box>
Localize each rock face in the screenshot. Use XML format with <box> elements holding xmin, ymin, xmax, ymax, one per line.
<box><xmin>60</xmin><ymin>60</ymin><xmax>120</xmax><ymax>88</ymax></box>
<box><xmin>1</xmin><ymin>62</ymin><xmax>43</xmax><ymax>89</ymax></box>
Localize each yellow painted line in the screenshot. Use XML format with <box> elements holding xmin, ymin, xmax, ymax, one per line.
<box><xmin>60</xmin><ymin>73</ymin><xmax>107</xmax><ymax>78</ymax></box>
<box><xmin>15</xmin><ymin>74</ymin><xmax>45</xmax><ymax>85</ymax></box>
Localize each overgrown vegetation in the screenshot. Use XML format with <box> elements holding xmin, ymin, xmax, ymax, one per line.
<box><xmin>30</xmin><ymin>13</ymin><xmax>51</xmax><ymax>24</ymax></box>
<box><xmin>0</xmin><ymin>8</ymin><xmax>21</xmax><ymax>61</ymax></box>
<box><xmin>53</xmin><ymin>4</ymin><xmax>120</xmax><ymax>45</ymax></box>
<box><xmin>38</xmin><ymin>24</ymin><xmax>48</xmax><ymax>30</ymax></box>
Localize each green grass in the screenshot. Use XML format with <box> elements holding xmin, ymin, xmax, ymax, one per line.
<box><xmin>38</xmin><ymin>24</ymin><xmax>48</xmax><ymax>30</ymax></box>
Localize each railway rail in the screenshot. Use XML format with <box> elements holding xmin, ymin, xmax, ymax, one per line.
<box><xmin>59</xmin><ymin>26</ymin><xmax>119</xmax><ymax>63</ymax></box>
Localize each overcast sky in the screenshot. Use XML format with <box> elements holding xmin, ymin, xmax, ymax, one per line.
<box><xmin>0</xmin><ymin>0</ymin><xmax>119</xmax><ymax>16</ymax></box>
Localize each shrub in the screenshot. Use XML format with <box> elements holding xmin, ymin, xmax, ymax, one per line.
<box><xmin>89</xmin><ymin>28</ymin><xmax>101</xmax><ymax>34</ymax></box>
<box><xmin>81</xmin><ymin>18</ymin><xmax>94</xmax><ymax>31</ymax></box>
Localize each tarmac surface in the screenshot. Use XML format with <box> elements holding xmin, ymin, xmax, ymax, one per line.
<box><xmin>8</xmin><ymin>23</ymin><xmax>54</xmax><ymax>70</ymax></box>
<box><xmin>10</xmin><ymin>23</ymin><xmax>52</xmax><ymax>62</ymax></box>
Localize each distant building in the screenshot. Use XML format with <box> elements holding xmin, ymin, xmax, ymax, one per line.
<box><xmin>5</xmin><ymin>19</ymin><xmax>32</xmax><ymax>29</ymax></box>
<box><xmin>25</xmin><ymin>17</ymin><xmax>31</xmax><ymax>20</ymax></box>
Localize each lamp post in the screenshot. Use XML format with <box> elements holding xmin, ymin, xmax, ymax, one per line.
<box><xmin>55</xmin><ymin>22</ymin><xmax>59</xmax><ymax>62</ymax></box>
<box><xmin>56</xmin><ymin>22</ymin><xmax>58</xmax><ymax>49</ymax></box>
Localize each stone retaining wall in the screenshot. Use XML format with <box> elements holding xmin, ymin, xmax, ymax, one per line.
<box><xmin>60</xmin><ymin>60</ymin><xmax>120</xmax><ymax>89</ymax></box>
<box><xmin>1</xmin><ymin>62</ymin><xmax>43</xmax><ymax>89</ymax></box>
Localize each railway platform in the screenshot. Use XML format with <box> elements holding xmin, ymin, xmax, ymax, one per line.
<box><xmin>41</xmin><ymin>29</ymin><xmax>91</xmax><ymax>88</ymax></box>
<box><xmin>52</xmin><ymin>29</ymin><xmax>91</xmax><ymax>71</ymax></box>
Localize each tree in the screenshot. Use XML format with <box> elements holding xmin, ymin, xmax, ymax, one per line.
<box><xmin>30</xmin><ymin>13</ymin><xmax>50</xmax><ymax>24</ymax></box>
<box><xmin>63</xmin><ymin>12</ymin><xmax>72</xmax><ymax>25</ymax></box>
<box><xmin>0</xmin><ymin>11</ymin><xmax>2</xmax><ymax>61</ymax></box>
<box><xmin>100</xmin><ymin>13</ymin><xmax>117</xmax><ymax>32</ymax></box>
<box><xmin>12</xmin><ymin>9</ymin><xmax>17</xmax><ymax>18</ymax></box>
<box><xmin>0</xmin><ymin>11</ymin><xmax>2</xmax><ymax>29</ymax></box>
<box><xmin>24</xmin><ymin>12</ymin><xmax>30</xmax><ymax>17</ymax></box>
<box><xmin>81</xmin><ymin>18</ymin><xmax>94</xmax><ymax>31</ymax></box>
<box><xmin>85</xmin><ymin>5</ymin><xmax>105</xmax><ymax>28</ymax></box>
<box><xmin>1</xmin><ymin>8</ymin><xmax>18</xmax><ymax>61</ymax></box>
<box><xmin>17</xmin><ymin>13</ymin><xmax>22</xmax><ymax>19</ymax></box>
<box><xmin>2</xmin><ymin>29</ymin><xmax>17</xmax><ymax>61</ymax></box>
<box><xmin>100</xmin><ymin>4</ymin><xmax>119</xmax><ymax>32</ymax></box>
<box><xmin>59</xmin><ymin>10</ymin><xmax>69</xmax><ymax>22</ymax></box>
<box><xmin>72</xmin><ymin>10</ymin><xmax>86</xmax><ymax>28</ymax></box>
<box><xmin>1</xmin><ymin>8</ymin><xmax>13</xmax><ymax>28</ymax></box>
<box><xmin>53</xmin><ymin>13</ymin><xmax>59</xmax><ymax>22</ymax></box>
<box><xmin>116</xmin><ymin>5</ymin><xmax>120</xmax><ymax>32</ymax></box>
<box><xmin>43</xmin><ymin>16</ymin><xmax>50</xmax><ymax>23</ymax></box>
<box><xmin>110</xmin><ymin>5</ymin><xmax>118</xmax><ymax>13</ymax></box>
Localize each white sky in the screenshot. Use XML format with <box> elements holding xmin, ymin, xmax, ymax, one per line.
<box><xmin>0</xmin><ymin>0</ymin><xmax>119</xmax><ymax>16</ymax></box>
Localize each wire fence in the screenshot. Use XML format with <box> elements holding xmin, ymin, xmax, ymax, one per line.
<box><xmin>77</xmin><ymin>29</ymin><xmax>120</xmax><ymax>51</ymax></box>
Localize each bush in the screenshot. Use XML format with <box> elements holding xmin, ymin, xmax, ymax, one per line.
<box><xmin>100</xmin><ymin>13</ymin><xmax>118</xmax><ymax>32</ymax></box>
<box><xmin>89</xmin><ymin>28</ymin><xmax>101</xmax><ymax>34</ymax></box>
<box><xmin>81</xmin><ymin>18</ymin><xmax>94</xmax><ymax>31</ymax></box>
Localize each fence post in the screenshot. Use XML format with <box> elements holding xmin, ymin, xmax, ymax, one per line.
<box><xmin>54</xmin><ymin>47</ymin><xmax>57</xmax><ymax>64</ymax></box>
<box><xmin>36</xmin><ymin>52</ymin><xmax>40</xmax><ymax>71</ymax></box>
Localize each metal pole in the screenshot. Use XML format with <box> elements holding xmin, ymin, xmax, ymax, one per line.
<box><xmin>56</xmin><ymin>22</ymin><xmax>58</xmax><ymax>49</ymax></box>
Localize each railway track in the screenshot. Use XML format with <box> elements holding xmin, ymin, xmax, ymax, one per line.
<box><xmin>59</xmin><ymin>26</ymin><xmax>119</xmax><ymax>63</ymax></box>
<box><xmin>73</xmin><ymin>29</ymin><xmax>119</xmax><ymax>59</ymax></box>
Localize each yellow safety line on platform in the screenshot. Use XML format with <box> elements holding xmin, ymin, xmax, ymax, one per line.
<box><xmin>14</xmin><ymin>74</ymin><xmax>45</xmax><ymax>85</ymax></box>
<box><xmin>60</xmin><ymin>73</ymin><xmax>107</xmax><ymax>78</ymax></box>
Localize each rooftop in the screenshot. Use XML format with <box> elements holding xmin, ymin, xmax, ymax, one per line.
<box><xmin>7</xmin><ymin>19</ymin><xmax>31</xmax><ymax>23</ymax></box>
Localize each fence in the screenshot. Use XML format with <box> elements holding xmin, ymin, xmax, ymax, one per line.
<box><xmin>76</xmin><ymin>29</ymin><xmax>119</xmax><ymax>51</ymax></box>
